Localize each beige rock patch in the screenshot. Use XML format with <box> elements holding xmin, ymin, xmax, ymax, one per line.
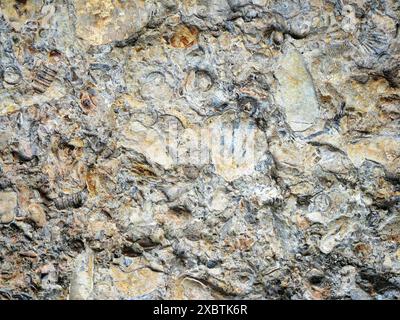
<box><xmin>346</xmin><ymin>137</ymin><xmax>400</xmax><ymax>173</ymax></box>
<box><xmin>28</xmin><ymin>203</ymin><xmax>46</xmax><ymax>227</ymax></box>
<box><xmin>69</xmin><ymin>248</ymin><xmax>95</xmax><ymax>300</ymax></box>
<box><xmin>169</xmin><ymin>277</ymin><xmax>216</xmax><ymax>300</ymax></box>
<box><xmin>276</xmin><ymin>48</ymin><xmax>320</xmax><ymax>132</ymax></box>
<box><xmin>75</xmin><ymin>0</ymin><xmax>151</xmax><ymax>46</ymax></box>
<box><xmin>0</xmin><ymin>191</ymin><xmax>17</xmax><ymax>224</ymax></box>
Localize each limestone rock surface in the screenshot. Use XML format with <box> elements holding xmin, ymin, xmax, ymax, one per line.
<box><xmin>0</xmin><ymin>0</ymin><xmax>400</xmax><ymax>300</ymax></box>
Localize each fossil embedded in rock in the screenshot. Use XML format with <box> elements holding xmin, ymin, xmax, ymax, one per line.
<box><xmin>3</xmin><ymin>65</ymin><xmax>22</xmax><ymax>85</ymax></box>
<box><xmin>170</xmin><ymin>25</ymin><xmax>199</xmax><ymax>48</ymax></box>
<box><xmin>1</xmin><ymin>0</ymin><xmax>400</xmax><ymax>301</ymax></box>
<box><xmin>32</xmin><ymin>63</ymin><xmax>57</xmax><ymax>94</ymax></box>
<box><xmin>54</xmin><ymin>190</ymin><xmax>87</xmax><ymax>210</ymax></box>
<box><xmin>80</xmin><ymin>90</ymin><xmax>97</xmax><ymax>113</ymax></box>
<box><xmin>0</xmin><ymin>191</ymin><xmax>17</xmax><ymax>224</ymax></box>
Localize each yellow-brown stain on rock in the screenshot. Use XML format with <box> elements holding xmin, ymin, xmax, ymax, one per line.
<box><xmin>0</xmin><ymin>192</ymin><xmax>18</xmax><ymax>224</ymax></box>
<box><xmin>0</xmin><ymin>1</ymin><xmax>41</xmax><ymax>28</ymax></box>
<box><xmin>86</xmin><ymin>170</ymin><xmax>100</xmax><ymax>195</ymax></box>
<box><xmin>346</xmin><ymin>137</ymin><xmax>400</xmax><ymax>173</ymax></box>
<box><xmin>110</xmin><ymin>265</ymin><xmax>163</xmax><ymax>297</ymax></box>
<box><xmin>69</xmin><ymin>248</ymin><xmax>94</xmax><ymax>300</ymax></box>
<box><xmin>170</xmin><ymin>25</ymin><xmax>199</xmax><ymax>48</ymax></box>
<box><xmin>169</xmin><ymin>277</ymin><xmax>216</xmax><ymax>300</ymax></box>
<box><xmin>28</xmin><ymin>203</ymin><xmax>46</xmax><ymax>227</ymax></box>
<box><xmin>275</xmin><ymin>48</ymin><xmax>320</xmax><ymax>132</ymax></box>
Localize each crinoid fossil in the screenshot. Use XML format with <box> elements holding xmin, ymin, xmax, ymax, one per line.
<box><xmin>32</xmin><ymin>63</ymin><xmax>57</xmax><ymax>94</ymax></box>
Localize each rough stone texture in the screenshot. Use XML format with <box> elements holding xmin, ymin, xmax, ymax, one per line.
<box><xmin>0</xmin><ymin>0</ymin><xmax>399</xmax><ymax>300</ymax></box>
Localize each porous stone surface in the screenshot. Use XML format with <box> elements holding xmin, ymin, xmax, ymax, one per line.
<box><xmin>0</xmin><ymin>0</ymin><xmax>400</xmax><ymax>300</ymax></box>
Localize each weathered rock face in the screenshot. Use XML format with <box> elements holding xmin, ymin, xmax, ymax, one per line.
<box><xmin>0</xmin><ymin>0</ymin><xmax>399</xmax><ymax>300</ymax></box>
